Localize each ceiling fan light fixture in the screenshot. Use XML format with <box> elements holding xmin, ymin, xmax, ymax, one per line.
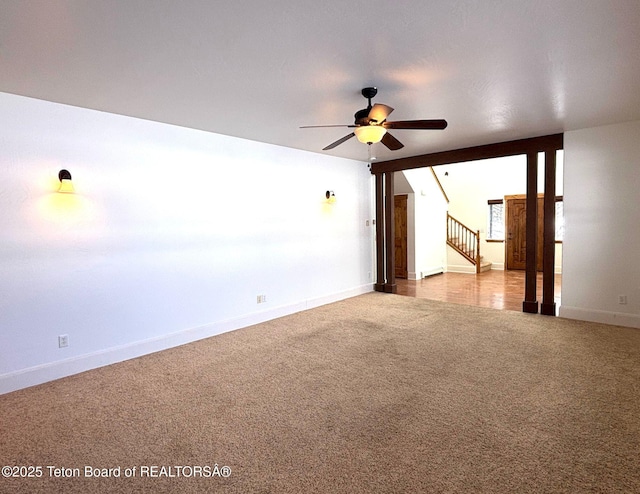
<box><xmin>354</xmin><ymin>125</ymin><xmax>386</xmax><ymax>144</ymax></box>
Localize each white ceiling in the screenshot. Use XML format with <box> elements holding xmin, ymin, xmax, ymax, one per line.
<box><xmin>1</xmin><ymin>0</ymin><xmax>639</xmax><ymax>162</ymax></box>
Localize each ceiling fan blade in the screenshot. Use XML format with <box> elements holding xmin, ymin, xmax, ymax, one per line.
<box><xmin>368</xmin><ymin>104</ymin><xmax>394</xmax><ymax>123</ymax></box>
<box><xmin>323</xmin><ymin>132</ymin><xmax>355</xmax><ymax>150</ymax></box>
<box><xmin>300</xmin><ymin>124</ymin><xmax>355</xmax><ymax>128</ymax></box>
<box><xmin>381</xmin><ymin>132</ymin><xmax>404</xmax><ymax>151</ymax></box>
<box><xmin>383</xmin><ymin>119</ymin><xmax>448</xmax><ymax>130</ymax></box>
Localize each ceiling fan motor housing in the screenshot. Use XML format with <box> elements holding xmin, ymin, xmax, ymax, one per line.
<box><xmin>354</xmin><ymin>108</ymin><xmax>371</xmax><ymax>125</ymax></box>
<box><xmin>361</xmin><ymin>87</ymin><xmax>378</xmax><ymax>99</ymax></box>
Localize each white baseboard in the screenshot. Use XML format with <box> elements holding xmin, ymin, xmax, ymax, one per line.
<box><xmin>446</xmin><ymin>264</ymin><xmax>476</xmax><ymax>274</ymax></box>
<box><xmin>421</xmin><ymin>267</ymin><xmax>445</xmax><ymax>278</ymax></box>
<box><xmin>487</xmin><ymin>264</ymin><xmax>562</xmax><ymax>273</ymax></box>
<box><xmin>447</xmin><ymin>263</ymin><xmax>561</xmax><ymax>274</ymax></box>
<box><xmin>559</xmin><ymin>306</ymin><xmax>640</xmax><ymax>329</ymax></box>
<box><xmin>0</xmin><ymin>284</ymin><xmax>374</xmax><ymax>395</ymax></box>
<box><xmin>409</xmin><ymin>267</ymin><xmax>444</xmax><ymax>280</ymax></box>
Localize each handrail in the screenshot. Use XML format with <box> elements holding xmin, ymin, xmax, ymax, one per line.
<box><xmin>429</xmin><ymin>167</ymin><xmax>450</xmax><ymax>203</ymax></box>
<box><xmin>446</xmin><ymin>213</ymin><xmax>482</xmax><ymax>273</ymax></box>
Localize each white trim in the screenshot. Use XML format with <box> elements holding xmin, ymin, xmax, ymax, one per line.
<box><xmin>559</xmin><ymin>306</ymin><xmax>640</xmax><ymax>329</ymax></box>
<box><xmin>408</xmin><ymin>268</ymin><xmax>445</xmax><ymax>280</ymax></box>
<box><xmin>420</xmin><ymin>267</ymin><xmax>445</xmax><ymax>278</ymax></box>
<box><xmin>0</xmin><ymin>284</ymin><xmax>374</xmax><ymax>395</ymax></box>
<box><xmin>446</xmin><ymin>264</ymin><xmax>477</xmax><ymax>274</ymax></box>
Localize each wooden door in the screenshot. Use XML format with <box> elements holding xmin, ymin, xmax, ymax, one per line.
<box><xmin>394</xmin><ymin>194</ymin><xmax>408</xmax><ymax>279</ymax></box>
<box><xmin>505</xmin><ymin>195</ymin><xmax>544</xmax><ymax>271</ymax></box>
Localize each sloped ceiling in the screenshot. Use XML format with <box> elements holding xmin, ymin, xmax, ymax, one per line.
<box><xmin>1</xmin><ymin>0</ymin><xmax>639</xmax><ymax>162</ymax></box>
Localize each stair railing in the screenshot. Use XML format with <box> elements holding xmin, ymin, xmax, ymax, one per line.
<box><xmin>446</xmin><ymin>213</ymin><xmax>481</xmax><ymax>273</ymax></box>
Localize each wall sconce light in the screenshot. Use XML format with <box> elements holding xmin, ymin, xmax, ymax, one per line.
<box><xmin>324</xmin><ymin>190</ymin><xmax>336</xmax><ymax>204</ymax></box>
<box><xmin>58</xmin><ymin>169</ymin><xmax>74</xmax><ymax>193</ymax></box>
<box><xmin>325</xmin><ymin>190</ymin><xmax>336</xmax><ymax>204</ymax></box>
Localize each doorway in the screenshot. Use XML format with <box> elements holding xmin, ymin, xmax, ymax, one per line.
<box><xmin>394</xmin><ymin>194</ymin><xmax>408</xmax><ymax>279</ymax></box>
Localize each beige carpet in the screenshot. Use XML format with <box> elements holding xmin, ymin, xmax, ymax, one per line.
<box><xmin>1</xmin><ymin>293</ymin><xmax>639</xmax><ymax>493</ymax></box>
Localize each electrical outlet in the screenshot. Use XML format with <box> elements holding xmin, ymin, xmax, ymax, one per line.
<box><xmin>257</xmin><ymin>295</ymin><xmax>267</xmax><ymax>304</ymax></box>
<box><xmin>58</xmin><ymin>334</ymin><xmax>69</xmax><ymax>348</ymax></box>
<box><xmin>618</xmin><ymin>295</ymin><xmax>628</xmax><ymax>305</ymax></box>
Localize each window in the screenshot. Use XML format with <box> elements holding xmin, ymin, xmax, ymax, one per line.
<box><xmin>487</xmin><ymin>199</ymin><xmax>504</xmax><ymax>240</ymax></box>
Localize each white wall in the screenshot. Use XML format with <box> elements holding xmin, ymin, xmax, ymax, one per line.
<box><xmin>0</xmin><ymin>92</ymin><xmax>374</xmax><ymax>394</ymax></box>
<box><xmin>560</xmin><ymin>120</ymin><xmax>640</xmax><ymax>328</ymax></box>
<box><xmin>402</xmin><ymin>169</ymin><xmax>448</xmax><ymax>278</ymax></box>
<box><xmin>436</xmin><ymin>153</ymin><xmax>563</xmax><ymax>272</ymax></box>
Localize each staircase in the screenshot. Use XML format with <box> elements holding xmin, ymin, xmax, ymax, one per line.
<box><xmin>446</xmin><ymin>213</ymin><xmax>492</xmax><ymax>274</ymax></box>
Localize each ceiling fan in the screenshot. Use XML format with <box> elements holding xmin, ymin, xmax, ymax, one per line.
<box><xmin>301</xmin><ymin>87</ymin><xmax>447</xmax><ymax>151</ymax></box>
